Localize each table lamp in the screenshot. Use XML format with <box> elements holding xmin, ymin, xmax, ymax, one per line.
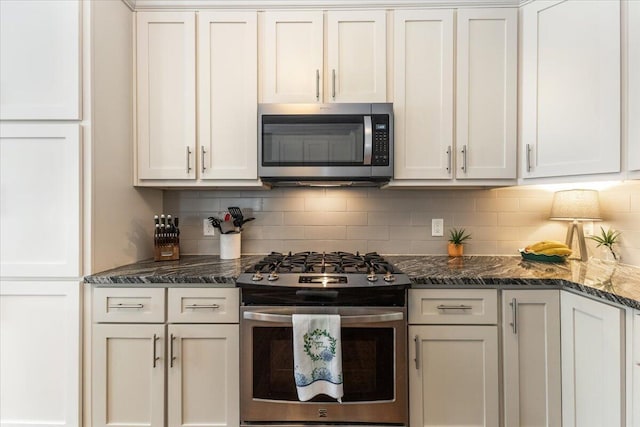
<box><xmin>549</xmin><ymin>189</ymin><xmax>602</xmax><ymax>261</ymax></box>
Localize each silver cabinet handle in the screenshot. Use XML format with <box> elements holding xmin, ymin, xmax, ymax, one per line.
<box><xmin>332</xmin><ymin>69</ymin><xmax>336</xmax><ymax>99</ymax></box>
<box><xmin>243</xmin><ymin>310</ymin><xmax>403</xmax><ymax>324</ymax></box>
<box><xmin>185</xmin><ymin>304</ymin><xmax>220</xmax><ymax>309</ymax></box>
<box><xmin>316</xmin><ymin>69</ymin><xmax>320</xmax><ymax>101</ymax></box>
<box><xmin>201</xmin><ymin>146</ymin><xmax>206</xmax><ymax>173</ymax></box>
<box><xmin>437</xmin><ymin>304</ymin><xmax>473</xmax><ymax>310</ymax></box>
<box><xmin>446</xmin><ymin>146</ymin><xmax>452</xmax><ymax>173</ymax></box>
<box><xmin>363</xmin><ymin>116</ymin><xmax>372</xmax><ymax>165</ymax></box>
<box><xmin>170</xmin><ymin>334</ymin><xmax>176</xmax><ymax>368</ymax></box>
<box><xmin>108</xmin><ymin>303</ymin><xmax>144</xmax><ymax>309</ymax></box>
<box><xmin>461</xmin><ymin>145</ymin><xmax>467</xmax><ymax>172</ymax></box>
<box><xmin>186</xmin><ymin>146</ymin><xmax>192</xmax><ymax>173</ymax></box>
<box><xmin>526</xmin><ymin>144</ymin><xmax>532</xmax><ymax>172</ymax></box>
<box><xmin>414</xmin><ymin>335</ymin><xmax>420</xmax><ymax>370</ymax></box>
<box><xmin>509</xmin><ymin>298</ymin><xmax>518</xmax><ymax>334</ymax></box>
<box><xmin>152</xmin><ymin>334</ymin><xmax>160</xmax><ymax>368</ymax></box>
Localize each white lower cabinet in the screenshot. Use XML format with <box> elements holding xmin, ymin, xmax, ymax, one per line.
<box><xmin>408</xmin><ymin>289</ymin><xmax>499</xmax><ymax>427</ymax></box>
<box><xmin>502</xmin><ymin>290</ymin><xmax>561</xmax><ymax>427</ymax></box>
<box><xmin>0</xmin><ymin>281</ymin><xmax>81</xmax><ymax>427</ymax></box>
<box><xmin>633</xmin><ymin>310</ymin><xmax>640</xmax><ymax>427</ymax></box>
<box><xmin>561</xmin><ymin>291</ymin><xmax>624</xmax><ymax>427</ymax></box>
<box><xmin>92</xmin><ymin>287</ymin><xmax>240</xmax><ymax>427</ymax></box>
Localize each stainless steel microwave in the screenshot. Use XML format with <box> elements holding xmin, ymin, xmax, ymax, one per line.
<box><xmin>258</xmin><ymin>103</ymin><xmax>393</xmax><ymax>186</ymax></box>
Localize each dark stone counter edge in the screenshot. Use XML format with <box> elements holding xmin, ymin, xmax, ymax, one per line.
<box><xmin>86</xmin><ymin>275</ymin><xmax>640</xmax><ymax>311</ymax></box>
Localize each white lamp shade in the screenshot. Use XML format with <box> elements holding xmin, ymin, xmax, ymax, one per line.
<box><xmin>549</xmin><ymin>189</ymin><xmax>602</xmax><ymax>221</ymax></box>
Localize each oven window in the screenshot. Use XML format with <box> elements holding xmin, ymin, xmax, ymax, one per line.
<box><xmin>262</xmin><ymin>115</ymin><xmax>364</xmax><ymax>166</ymax></box>
<box><xmin>252</xmin><ymin>327</ymin><xmax>394</xmax><ymax>402</ymax></box>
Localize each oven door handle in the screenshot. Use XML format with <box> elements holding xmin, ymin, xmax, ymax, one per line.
<box><xmin>243</xmin><ymin>311</ymin><xmax>403</xmax><ymax>324</ymax></box>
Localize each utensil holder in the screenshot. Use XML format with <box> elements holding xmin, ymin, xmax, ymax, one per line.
<box><xmin>220</xmin><ymin>233</ymin><xmax>241</xmax><ymax>259</ymax></box>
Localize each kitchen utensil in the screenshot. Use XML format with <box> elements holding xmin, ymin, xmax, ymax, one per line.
<box><xmin>228</xmin><ymin>207</ymin><xmax>244</xmax><ymax>227</ymax></box>
<box><xmin>208</xmin><ymin>217</ymin><xmax>222</xmax><ymax>231</ymax></box>
<box><xmin>240</xmin><ymin>217</ymin><xmax>255</xmax><ymax>227</ymax></box>
<box><xmin>220</xmin><ymin>220</ymin><xmax>237</xmax><ymax>234</ymax></box>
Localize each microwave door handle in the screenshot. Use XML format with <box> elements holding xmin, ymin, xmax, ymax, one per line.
<box><xmin>243</xmin><ymin>311</ymin><xmax>403</xmax><ymax>324</ymax></box>
<box><xmin>363</xmin><ymin>116</ymin><xmax>372</xmax><ymax>165</ymax></box>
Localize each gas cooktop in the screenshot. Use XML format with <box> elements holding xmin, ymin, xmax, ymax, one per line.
<box><xmin>236</xmin><ymin>251</ymin><xmax>410</xmax><ymax>288</ymax></box>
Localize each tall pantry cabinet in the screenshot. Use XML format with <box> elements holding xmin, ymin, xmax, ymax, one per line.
<box><xmin>0</xmin><ymin>1</ymin><xmax>161</xmax><ymax>426</ymax></box>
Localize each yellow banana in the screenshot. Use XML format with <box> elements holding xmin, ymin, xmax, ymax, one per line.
<box><xmin>538</xmin><ymin>247</ymin><xmax>572</xmax><ymax>256</ymax></box>
<box><xmin>525</xmin><ymin>240</ymin><xmax>568</xmax><ymax>253</ymax></box>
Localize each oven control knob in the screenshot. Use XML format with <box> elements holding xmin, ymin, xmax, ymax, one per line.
<box><xmin>383</xmin><ymin>272</ymin><xmax>396</xmax><ymax>282</ymax></box>
<box><xmin>251</xmin><ymin>272</ymin><xmax>264</xmax><ymax>281</ymax></box>
<box><xmin>367</xmin><ymin>273</ymin><xmax>378</xmax><ymax>282</ymax></box>
<box><xmin>268</xmin><ymin>271</ymin><xmax>279</xmax><ymax>281</ymax></box>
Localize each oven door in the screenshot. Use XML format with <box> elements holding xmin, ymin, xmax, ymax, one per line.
<box><xmin>240</xmin><ymin>306</ymin><xmax>407</xmax><ymax>425</ymax></box>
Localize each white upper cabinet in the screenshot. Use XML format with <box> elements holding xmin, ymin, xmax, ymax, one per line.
<box><xmin>393</xmin><ymin>10</ymin><xmax>454</xmax><ymax>180</ymax></box>
<box><xmin>136</xmin><ymin>12</ymin><xmax>196</xmax><ymax>180</ymax></box>
<box><xmin>628</xmin><ymin>0</ymin><xmax>640</xmax><ymax>176</ymax></box>
<box><xmin>456</xmin><ymin>8</ymin><xmax>517</xmax><ymax>180</ymax></box>
<box><xmin>326</xmin><ymin>10</ymin><xmax>387</xmax><ymax>102</ymax></box>
<box><xmin>0</xmin><ymin>0</ymin><xmax>80</xmax><ymax>120</ymax></box>
<box><xmin>261</xmin><ymin>11</ymin><xmax>323</xmax><ymax>103</ymax></box>
<box><xmin>0</xmin><ymin>124</ymin><xmax>81</xmax><ymax>278</ymax></box>
<box><xmin>521</xmin><ymin>0</ymin><xmax>621</xmax><ymax>179</ymax></box>
<box><xmin>393</xmin><ymin>8</ymin><xmax>516</xmax><ymax>183</ymax></box>
<box><xmin>261</xmin><ymin>10</ymin><xmax>386</xmax><ymax>103</ymax></box>
<box><xmin>198</xmin><ymin>12</ymin><xmax>257</xmax><ymax>180</ymax></box>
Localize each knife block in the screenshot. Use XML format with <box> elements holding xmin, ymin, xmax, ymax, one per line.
<box><xmin>154</xmin><ymin>242</ymin><xmax>180</xmax><ymax>261</ymax></box>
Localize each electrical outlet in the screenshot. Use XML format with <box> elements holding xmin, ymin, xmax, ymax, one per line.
<box><xmin>432</xmin><ymin>218</ymin><xmax>444</xmax><ymax>237</ymax></box>
<box><xmin>203</xmin><ymin>218</ymin><xmax>216</xmax><ymax>236</ymax></box>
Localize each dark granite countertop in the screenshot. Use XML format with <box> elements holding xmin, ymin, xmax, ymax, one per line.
<box><xmin>84</xmin><ymin>255</ymin><xmax>640</xmax><ymax>310</ymax></box>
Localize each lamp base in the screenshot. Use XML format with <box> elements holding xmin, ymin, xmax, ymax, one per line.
<box><xmin>565</xmin><ymin>220</ymin><xmax>588</xmax><ymax>262</ymax></box>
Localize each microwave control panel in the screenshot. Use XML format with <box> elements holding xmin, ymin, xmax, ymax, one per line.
<box><xmin>372</xmin><ymin>115</ymin><xmax>390</xmax><ymax>166</ymax></box>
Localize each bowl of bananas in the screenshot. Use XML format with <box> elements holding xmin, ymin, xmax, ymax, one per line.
<box><xmin>519</xmin><ymin>241</ymin><xmax>572</xmax><ymax>263</ymax></box>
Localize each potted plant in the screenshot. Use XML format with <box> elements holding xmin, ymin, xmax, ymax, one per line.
<box><xmin>448</xmin><ymin>228</ymin><xmax>471</xmax><ymax>257</ymax></box>
<box><xmin>588</xmin><ymin>226</ymin><xmax>621</xmax><ymax>262</ymax></box>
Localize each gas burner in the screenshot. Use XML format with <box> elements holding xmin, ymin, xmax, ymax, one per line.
<box><xmin>237</xmin><ymin>251</ymin><xmax>410</xmax><ymax>289</ymax></box>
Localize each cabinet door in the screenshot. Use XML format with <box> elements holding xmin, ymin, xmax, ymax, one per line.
<box><xmin>628</xmin><ymin>0</ymin><xmax>640</xmax><ymax>174</ymax></box>
<box><xmin>561</xmin><ymin>291</ymin><xmax>623</xmax><ymax>427</ymax></box>
<box><xmin>633</xmin><ymin>310</ymin><xmax>640</xmax><ymax>427</ymax></box>
<box><xmin>0</xmin><ymin>0</ymin><xmax>80</xmax><ymax>119</ymax></box>
<box><xmin>92</xmin><ymin>324</ymin><xmax>165</xmax><ymax>427</ymax></box>
<box><xmin>393</xmin><ymin>10</ymin><xmax>454</xmax><ymax>180</ymax></box>
<box><xmin>409</xmin><ymin>325</ymin><xmax>499</xmax><ymax>427</ymax></box>
<box><xmin>137</xmin><ymin>12</ymin><xmax>196</xmax><ymax>180</ymax></box>
<box><xmin>168</xmin><ymin>324</ymin><xmax>239</xmax><ymax>427</ymax></box>
<box><xmin>521</xmin><ymin>0</ymin><xmax>620</xmax><ymax>179</ymax></box>
<box><xmin>0</xmin><ymin>124</ymin><xmax>81</xmax><ymax>277</ymax></box>
<box><xmin>198</xmin><ymin>12</ymin><xmax>257</xmax><ymax>180</ymax></box>
<box><xmin>327</xmin><ymin>11</ymin><xmax>387</xmax><ymax>102</ymax></box>
<box><xmin>456</xmin><ymin>8</ymin><xmax>517</xmax><ymax>180</ymax></box>
<box><xmin>0</xmin><ymin>281</ymin><xmax>80</xmax><ymax>427</ymax></box>
<box><xmin>502</xmin><ymin>290</ymin><xmax>561</xmax><ymax>427</ymax></box>
<box><xmin>261</xmin><ymin>11</ymin><xmax>323</xmax><ymax>103</ymax></box>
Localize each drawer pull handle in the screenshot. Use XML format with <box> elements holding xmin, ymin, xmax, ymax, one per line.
<box><xmin>437</xmin><ymin>304</ymin><xmax>473</xmax><ymax>310</ymax></box>
<box><xmin>509</xmin><ymin>298</ymin><xmax>518</xmax><ymax>334</ymax></box>
<box><xmin>152</xmin><ymin>334</ymin><xmax>160</xmax><ymax>368</ymax></box>
<box><xmin>185</xmin><ymin>304</ymin><xmax>220</xmax><ymax>309</ymax></box>
<box><xmin>109</xmin><ymin>303</ymin><xmax>144</xmax><ymax>309</ymax></box>
<box><xmin>414</xmin><ymin>335</ymin><xmax>420</xmax><ymax>370</ymax></box>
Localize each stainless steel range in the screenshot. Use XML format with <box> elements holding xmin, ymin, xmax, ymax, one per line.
<box><xmin>237</xmin><ymin>251</ymin><xmax>409</xmax><ymax>427</ymax></box>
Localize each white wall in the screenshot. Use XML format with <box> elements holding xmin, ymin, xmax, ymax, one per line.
<box><xmin>87</xmin><ymin>0</ymin><xmax>162</xmax><ymax>274</ymax></box>
<box><xmin>164</xmin><ymin>181</ymin><xmax>640</xmax><ymax>267</ymax></box>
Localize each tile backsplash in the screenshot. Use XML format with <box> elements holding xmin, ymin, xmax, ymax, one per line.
<box><xmin>164</xmin><ymin>181</ymin><xmax>640</xmax><ymax>267</ymax></box>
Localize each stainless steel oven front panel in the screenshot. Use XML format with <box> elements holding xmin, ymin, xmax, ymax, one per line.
<box><xmin>240</xmin><ymin>306</ymin><xmax>407</xmax><ymax>425</ymax></box>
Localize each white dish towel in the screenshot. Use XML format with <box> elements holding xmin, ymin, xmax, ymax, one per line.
<box><xmin>292</xmin><ymin>314</ymin><xmax>344</xmax><ymax>402</ymax></box>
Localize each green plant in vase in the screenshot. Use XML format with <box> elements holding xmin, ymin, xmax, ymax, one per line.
<box><xmin>588</xmin><ymin>226</ymin><xmax>621</xmax><ymax>262</ymax></box>
<box><xmin>447</xmin><ymin>228</ymin><xmax>471</xmax><ymax>257</ymax></box>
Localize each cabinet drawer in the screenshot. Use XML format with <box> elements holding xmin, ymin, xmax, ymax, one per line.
<box><xmin>93</xmin><ymin>288</ymin><xmax>165</xmax><ymax>323</ymax></box>
<box><xmin>168</xmin><ymin>288</ymin><xmax>239</xmax><ymax>323</ymax></box>
<box><xmin>409</xmin><ymin>289</ymin><xmax>498</xmax><ymax>324</ymax></box>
